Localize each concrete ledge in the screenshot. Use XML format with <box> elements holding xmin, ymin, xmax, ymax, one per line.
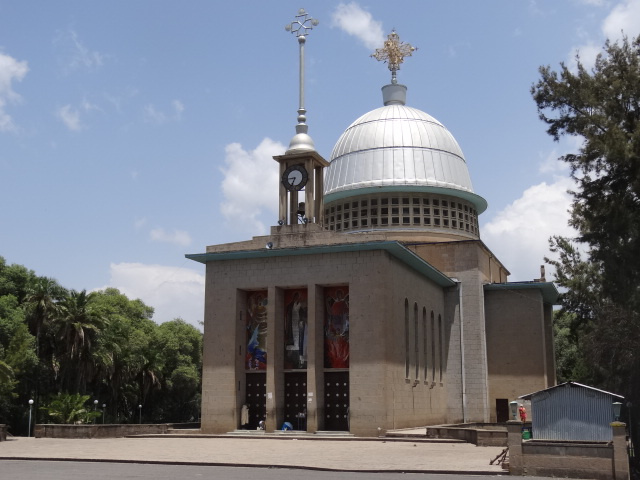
<box><xmin>34</xmin><ymin>424</ymin><xmax>169</xmax><ymax>439</ymax></box>
<box><xmin>426</xmin><ymin>423</ymin><xmax>508</xmax><ymax>447</ymax></box>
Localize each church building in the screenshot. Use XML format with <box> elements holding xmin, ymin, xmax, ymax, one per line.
<box><xmin>187</xmin><ymin>17</ymin><xmax>558</xmax><ymax>437</ymax></box>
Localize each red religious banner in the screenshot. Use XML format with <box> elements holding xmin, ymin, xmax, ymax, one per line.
<box><xmin>246</xmin><ymin>290</ymin><xmax>268</xmax><ymax>370</ymax></box>
<box><xmin>284</xmin><ymin>289</ymin><xmax>308</xmax><ymax>370</ymax></box>
<box><xmin>324</xmin><ymin>286</ymin><xmax>349</xmax><ymax>368</ymax></box>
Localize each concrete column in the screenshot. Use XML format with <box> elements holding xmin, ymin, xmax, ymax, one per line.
<box><xmin>305</xmin><ymin>284</ymin><xmax>321</xmax><ymax>432</ymax></box>
<box><xmin>265</xmin><ymin>286</ymin><xmax>284</xmax><ymax>431</ymax></box>
<box><xmin>612</xmin><ymin>422</ymin><xmax>630</xmax><ymax>480</ymax></box>
<box><xmin>507</xmin><ymin>420</ymin><xmax>524</xmax><ymax>475</ymax></box>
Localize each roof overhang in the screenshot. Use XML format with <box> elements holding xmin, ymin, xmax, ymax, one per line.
<box><xmin>186</xmin><ymin>240</ymin><xmax>456</xmax><ymax>288</ymax></box>
<box><xmin>519</xmin><ymin>382</ymin><xmax>624</xmax><ymax>401</ymax></box>
<box><xmin>483</xmin><ymin>281</ymin><xmax>560</xmax><ymax>305</ymax></box>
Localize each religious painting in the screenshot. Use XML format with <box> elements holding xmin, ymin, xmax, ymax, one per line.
<box><xmin>284</xmin><ymin>288</ymin><xmax>308</xmax><ymax>370</ymax></box>
<box><xmin>246</xmin><ymin>290</ymin><xmax>268</xmax><ymax>370</ymax></box>
<box><xmin>324</xmin><ymin>286</ymin><xmax>349</xmax><ymax>368</ymax></box>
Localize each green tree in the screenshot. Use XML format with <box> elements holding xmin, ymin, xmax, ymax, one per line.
<box><xmin>90</xmin><ymin>289</ymin><xmax>156</xmax><ymax>422</ymax></box>
<box><xmin>54</xmin><ymin>290</ymin><xmax>108</xmax><ymax>393</ymax></box>
<box><xmin>154</xmin><ymin>319</ymin><xmax>202</xmax><ymax>421</ymax></box>
<box><xmin>23</xmin><ymin>276</ymin><xmax>65</xmax><ymax>356</ymax></box>
<box><xmin>532</xmin><ymin>35</ymin><xmax>640</xmax><ymax>309</ymax></box>
<box><xmin>0</xmin><ymin>359</ymin><xmax>12</xmax><ymax>383</ymax></box>
<box><xmin>533</xmin><ymin>34</ymin><xmax>640</xmax><ymax>472</ymax></box>
<box><xmin>0</xmin><ymin>257</ymin><xmax>36</xmax><ymax>301</ymax></box>
<box><xmin>40</xmin><ymin>393</ymin><xmax>101</xmax><ymax>424</ymax></box>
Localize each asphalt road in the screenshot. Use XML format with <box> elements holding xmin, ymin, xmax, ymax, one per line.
<box><xmin>0</xmin><ymin>460</ymin><xmax>554</xmax><ymax>480</ymax></box>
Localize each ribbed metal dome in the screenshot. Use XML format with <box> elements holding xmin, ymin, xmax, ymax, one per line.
<box><xmin>324</xmin><ymin>85</ymin><xmax>487</xmax><ymax>213</ymax></box>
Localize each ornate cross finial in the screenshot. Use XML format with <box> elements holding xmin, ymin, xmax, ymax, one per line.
<box><xmin>284</xmin><ymin>8</ymin><xmax>320</xmax><ymax>153</ymax></box>
<box><xmin>371</xmin><ymin>30</ymin><xmax>417</xmax><ymax>84</ymax></box>
<box><xmin>285</xmin><ymin>8</ymin><xmax>319</xmax><ymax>38</ymax></box>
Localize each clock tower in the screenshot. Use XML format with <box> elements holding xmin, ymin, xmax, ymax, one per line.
<box><xmin>275</xmin><ymin>151</ymin><xmax>329</xmax><ymax>226</ymax></box>
<box><xmin>274</xmin><ymin>8</ymin><xmax>328</xmax><ymax>226</ymax></box>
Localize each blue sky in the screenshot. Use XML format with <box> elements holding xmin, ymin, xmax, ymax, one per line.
<box><xmin>1</xmin><ymin>1</ymin><xmax>638</xmax><ymax>328</ymax></box>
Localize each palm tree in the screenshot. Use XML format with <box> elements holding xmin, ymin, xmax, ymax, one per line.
<box><xmin>54</xmin><ymin>290</ymin><xmax>108</xmax><ymax>393</ymax></box>
<box><xmin>23</xmin><ymin>277</ymin><xmax>64</xmax><ymax>356</ymax></box>
<box><xmin>40</xmin><ymin>392</ymin><xmax>100</xmax><ymax>424</ymax></box>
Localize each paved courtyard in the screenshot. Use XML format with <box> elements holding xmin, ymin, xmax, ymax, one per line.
<box><xmin>0</xmin><ymin>436</ymin><xmax>507</xmax><ymax>474</ymax></box>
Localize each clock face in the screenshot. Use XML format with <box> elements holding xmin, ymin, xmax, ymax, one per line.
<box><xmin>282</xmin><ymin>164</ymin><xmax>308</xmax><ymax>191</ymax></box>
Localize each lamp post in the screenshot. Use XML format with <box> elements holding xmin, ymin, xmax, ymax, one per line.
<box><xmin>613</xmin><ymin>402</ymin><xmax>622</xmax><ymax>422</ymax></box>
<box><xmin>138</xmin><ymin>404</ymin><xmax>142</xmax><ymax>424</ymax></box>
<box><xmin>93</xmin><ymin>399</ymin><xmax>98</xmax><ymax>424</ymax></box>
<box><xmin>28</xmin><ymin>399</ymin><xmax>34</xmax><ymax>437</ymax></box>
<box><xmin>102</xmin><ymin>404</ymin><xmax>106</xmax><ymax>424</ymax></box>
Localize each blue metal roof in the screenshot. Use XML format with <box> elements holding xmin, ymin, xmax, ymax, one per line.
<box><xmin>186</xmin><ymin>240</ymin><xmax>456</xmax><ymax>288</ymax></box>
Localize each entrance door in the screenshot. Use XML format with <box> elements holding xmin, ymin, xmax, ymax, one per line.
<box><xmin>245</xmin><ymin>372</ymin><xmax>266</xmax><ymax>429</ymax></box>
<box><xmin>284</xmin><ymin>372</ymin><xmax>307</xmax><ymax>430</ymax></box>
<box><xmin>324</xmin><ymin>371</ymin><xmax>349</xmax><ymax>431</ymax></box>
<box><xmin>496</xmin><ymin>398</ymin><xmax>510</xmax><ymax>423</ymax></box>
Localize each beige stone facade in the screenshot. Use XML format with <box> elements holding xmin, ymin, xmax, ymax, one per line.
<box><xmin>189</xmin><ymin>224</ymin><xmax>558</xmax><ymax>436</ymax></box>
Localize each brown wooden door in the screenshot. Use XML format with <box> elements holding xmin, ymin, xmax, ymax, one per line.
<box><xmin>324</xmin><ymin>371</ymin><xmax>349</xmax><ymax>431</ymax></box>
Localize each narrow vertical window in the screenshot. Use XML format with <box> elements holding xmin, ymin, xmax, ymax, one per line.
<box><xmin>414</xmin><ymin>303</ymin><xmax>419</xmax><ymax>380</ymax></box>
<box><xmin>430</xmin><ymin>311</ymin><xmax>435</xmax><ymax>382</ymax></box>
<box><xmin>438</xmin><ymin>314</ymin><xmax>443</xmax><ymax>383</ymax></box>
<box><xmin>404</xmin><ymin>299</ymin><xmax>409</xmax><ymax>379</ymax></box>
<box><xmin>422</xmin><ymin>308</ymin><xmax>428</xmax><ymax>382</ymax></box>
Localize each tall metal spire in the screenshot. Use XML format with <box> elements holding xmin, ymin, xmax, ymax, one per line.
<box><xmin>371</xmin><ymin>30</ymin><xmax>416</xmax><ymax>85</ymax></box>
<box><xmin>284</xmin><ymin>8</ymin><xmax>319</xmax><ymax>153</ymax></box>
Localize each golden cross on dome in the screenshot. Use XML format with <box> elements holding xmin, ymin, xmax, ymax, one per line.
<box><xmin>371</xmin><ymin>30</ymin><xmax>417</xmax><ymax>84</ymax></box>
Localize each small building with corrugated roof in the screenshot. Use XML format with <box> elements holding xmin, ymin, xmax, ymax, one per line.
<box><xmin>519</xmin><ymin>382</ymin><xmax>624</xmax><ymax>441</ymax></box>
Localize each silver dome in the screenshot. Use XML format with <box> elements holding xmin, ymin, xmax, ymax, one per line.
<box><xmin>324</xmin><ymin>86</ymin><xmax>487</xmax><ymax>213</ymax></box>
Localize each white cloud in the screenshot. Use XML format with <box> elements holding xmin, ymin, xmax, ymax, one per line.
<box><xmin>331</xmin><ymin>2</ymin><xmax>385</xmax><ymax>50</ymax></box>
<box><xmin>55</xmin><ymin>29</ymin><xmax>105</xmax><ymax>72</ymax></box>
<box><xmin>577</xmin><ymin>0</ymin><xmax>608</xmax><ymax>5</ymax></box>
<box><xmin>220</xmin><ymin>137</ymin><xmax>283</xmax><ymax>236</ymax></box>
<box><xmin>57</xmin><ymin>104</ymin><xmax>83</xmax><ymax>131</ymax></box>
<box><xmin>150</xmin><ymin>227</ymin><xmax>192</xmax><ymax>247</ymax></box>
<box><xmin>569</xmin><ymin>0</ymin><xmax>640</xmax><ymax>70</ymax></box>
<box><xmin>0</xmin><ymin>52</ymin><xmax>28</xmax><ymax>132</ymax></box>
<box><xmin>105</xmin><ymin>262</ymin><xmax>205</xmax><ymax>328</ymax></box>
<box><xmin>172</xmin><ymin>100</ymin><xmax>184</xmax><ymax>120</ymax></box>
<box><xmin>482</xmin><ymin>177</ymin><xmax>577</xmax><ymax>282</ymax></box>
<box><xmin>568</xmin><ymin>42</ymin><xmax>602</xmax><ymax>71</ymax></box>
<box><xmin>602</xmin><ymin>0</ymin><xmax>640</xmax><ymax>40</ymax></box>
<box><xmin>56</xmin><ymin>99</ymin><xmax>101</xmax><ymax>131</ymax></box>
<box><xmin>143</xmin><ymin>104</ymin><xmax>166</xmax><ymax>124</ymax></box>
<box><xmin>537</xmin><ymin>137</ymin><xmax>581</xmax><ymax>175</ymax></box>
<box><xmin>144</xmin><ymin>100</ymin><xmax>184</xmax><ymax>124</ymax></box>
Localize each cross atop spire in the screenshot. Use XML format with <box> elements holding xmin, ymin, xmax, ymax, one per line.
<box><xmin>371</xmin><ymin>30</ymin><xmax>417</xmax><ymax>84</ymax></box>
<box><xmin>284</xmin><ymin>8</ymin><xmax>320</xmax><ymax>153</ymax></box>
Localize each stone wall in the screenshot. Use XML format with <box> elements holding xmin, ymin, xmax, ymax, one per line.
<box><xmin>426</xmin><ymin>424</ymin><xmax>507</xmax><ymax>446</ymax></box>
<box><xmin>34</xmin><ymin>423</ymin><xmax>169</xmax><ymax>439</ymax></box>
<box><xmin>485</xmin><ymin>289</ymin><xmax>551</xmax><ymax>422</ymax></box>
<box><xmin>507</xmin><ymin>421</ymin><xmax>629</xmax><ymax>480</ymax></box>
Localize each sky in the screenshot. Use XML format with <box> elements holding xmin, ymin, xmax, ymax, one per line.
<box><xmin>1</xmin><ymin>0</ymin><xmax>639</xmax><ymax>329</ymax></box>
